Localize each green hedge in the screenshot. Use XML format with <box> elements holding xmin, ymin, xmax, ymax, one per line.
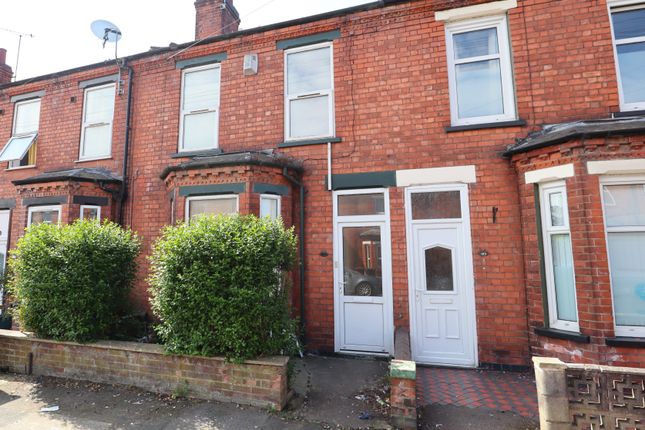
<box><xmin>7</xmin><ymin>220</ymin><xmax>140</xmax><ymax>342</ymax></box>
<box><xmin>149</xmin><ymin>214</ymin><xmax>298</xmax><ymax>361</ymax></box>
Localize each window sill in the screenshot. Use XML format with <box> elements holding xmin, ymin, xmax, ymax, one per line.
<box><xmin>534</xmin><ymin>326</ymin><xmax>590</xmax><ymax>344</ymax></box>
<box><xmin>75</xmin><ymin>156</ymin><xmax>112</xmax><ymax>163</ymax></box>
<box><xmin>612</xmin><ymin>109</ymin><xmax>645</xmax><ymax>118</ymax></box>
<box><xmin>445</xmin><ymin>119</ymin><xmax>527</xmax><ymax>133</ymax></box>
<box><xmin>605</xmin><ymin>337</ymin><xmax>645</xmax><ymax>348</ymax></box>
<box><xmin>278</xmin><ymin>137</ymin><xmax>342</xmax><ymax>148</ymax></box>
<box><xmin>170</xmin><ymin>149</ymin><xmax>223</xmax><ymax>158</ymax></box>
<box><xmin>5</xmin><ymin>165</ymin><xmax>36</xmax><ymax>171</ymax></box>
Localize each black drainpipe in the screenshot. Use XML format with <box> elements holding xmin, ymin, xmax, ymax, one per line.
<box><xmin>118</xmin><ymin>63</ymin><xmax>134</xmax><ymax>225</ymax></box>
<box><xmin>282</xmin><ymin>167</ymin><xmax>306</xmax><ymax>344</ymax></box>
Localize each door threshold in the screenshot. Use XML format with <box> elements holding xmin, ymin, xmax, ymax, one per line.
<box><xmin>414</xmin><ymin>362</ymin><xmax>478</xmax><ymax>369</ymax></box>
<box><xmin>337</xmin><ymin>349</ymin><xmax>391</xmax><ymax>358</ymax></box>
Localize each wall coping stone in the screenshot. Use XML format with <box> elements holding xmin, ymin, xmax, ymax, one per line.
<box><xmin>390</xmin><ymin>359</ymin><xmax>416</xmax><ymax>380</ymax></box>
<box><xmin>0</xmin><ymin>329</ymin><xmax>288</xmax><ymax>367</ymax></box>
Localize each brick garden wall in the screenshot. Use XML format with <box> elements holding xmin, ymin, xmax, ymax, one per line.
<box><xmin>0</xmin><ymin>330</ymin><xmax>289</xmax><ymax>410</ymax></box>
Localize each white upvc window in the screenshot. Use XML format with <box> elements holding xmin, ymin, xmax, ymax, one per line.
<box><xmin>445</xmin><ymin>15</ymin><xmax>516</xmax><ymax>126</ymax></box>
<box><xmin>260</xmin><ymin>194</ymin><xmax>281</xmax><ymax>220</ymax></box>
<box><xmin>28</xmin><ymin>205</ymin><xmax>61</xmax><ymax>226</ymax></box>
<box><xmin>80</xmin><ymin>84</ymin><xmax>115</xmax><ymax>160</ymax></box>
<box><xmin>0</xmin><ymin>98</ymin><xmax>41</xmax><ymax>168</ymax></box>
<box><xmin>284</xmin><ymin>42</ymin><xmax>335</xmax><ymax>141</ymax></box>
<box><xmin>185</xmin><ymin>194</ymin><xmax>238</xmax><ymax>221</ymax></box>
<box><xmin>608</xmin><ymin>1</ymin><xmax>645</xmax><ymax>111</ymax></box>
<box><xmin>539</xmin><ymin>182</ymin><xmax>579</xmax><ymax>332</ymax></box>
<box><xmin>80</xmin><ymin>205</ymin><xmax>101</xmax><ymax>221</ymax></box>
<box><xmin>600</xmin><ymin>175</ymin><xmax>645</xmax><ymax>337</ymax></box>
<box><xmin>179</xmin><ymin>63</ymin><xmax>221</xmax><ymax>152</ymax></box>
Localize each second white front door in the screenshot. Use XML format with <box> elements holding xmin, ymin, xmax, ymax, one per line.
<box><xmin>406</xmin><ymin>185</ymin><xmax>477</xmax><ymax>367</ymax></box>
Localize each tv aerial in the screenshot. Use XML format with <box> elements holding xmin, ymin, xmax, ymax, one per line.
<box><xmin>91</xmin><ymin>19</ymin><xmax>122</xmax><ymax>59</ymax></box>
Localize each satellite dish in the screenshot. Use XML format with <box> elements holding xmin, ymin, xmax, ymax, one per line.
<box><xmin>91</xmin><ymin>19</ymin><xmax>122</xmax><ymax>48</ymax></box>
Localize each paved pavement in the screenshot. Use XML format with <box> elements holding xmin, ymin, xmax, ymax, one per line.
<box><xmin>417</xmin><ymin>366</ymin><xmax>540</xmax><ymax>430</ymax></box>
<box><xmin>0</xmin><ymin>355</ymin><xmax>390</xmax><ymax>430</ymax></box>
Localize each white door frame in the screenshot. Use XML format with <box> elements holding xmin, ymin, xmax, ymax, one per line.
<box><xmin>405</xmin><ymin>183</ymin><xmax>478</xmax><ymax>367</ymax></box>
<box><xmin>332</xmin><ymin>188</ymin><xmax>394</xmax><ymax>355</ymax></box>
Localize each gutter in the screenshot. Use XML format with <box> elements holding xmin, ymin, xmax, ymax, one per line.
<box><xmin>282</xmin><ymin>167</ymin><xmax>306</xmax><ymax>344</ymax></box>
<box><xmin>119</xmin><ymin>63</ymin><xmax>134</xmax><ymax>225</ymax></box>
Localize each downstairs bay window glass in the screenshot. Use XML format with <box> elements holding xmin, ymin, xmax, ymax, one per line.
<box><xmin>186</xmin><ymin>195</ymin><xmax>238</xmax><ymax>221</ymax></box>
<box><xmin>601</xmin><ymin>179</ymin><xmax>645</xmax><ymax>337</ymax></box>
<box><xmin>28</xmin><ymin>205</ymin><xmax>61</xmax><ymax>226</ymax></box>
<box><xmin>540</xmin><ymin>182</ymin><xmax>579</xmax><ymax>331</ymax></box>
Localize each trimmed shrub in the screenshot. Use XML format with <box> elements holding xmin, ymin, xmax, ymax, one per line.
<box><xmin>7</xmin><ymin>220</ymin><xmax>140</xmax><ymax>342</ymax></box>
<box><xmin>149</xmin><ymin>214</ymin><xmax>298</xmax><ymax>361</ymax></box>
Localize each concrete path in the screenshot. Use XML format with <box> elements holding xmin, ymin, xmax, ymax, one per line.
<box><xmin>0</xmin><ymin>354</ymin><xmax>390</xmax><ymax>430</ymax></box>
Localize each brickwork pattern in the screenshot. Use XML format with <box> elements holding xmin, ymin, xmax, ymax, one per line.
<box><xmin>0</xmin><ymin>330</ymin><xmax>289</xmax><ymax>410</ymax></box>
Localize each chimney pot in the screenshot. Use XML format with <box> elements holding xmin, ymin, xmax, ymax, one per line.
<box><xmin>0</xmin><ymin>48</ymin><xmax>6</xmax><ymax>65</ymax></box>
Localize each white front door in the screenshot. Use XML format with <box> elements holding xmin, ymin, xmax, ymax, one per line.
<box><xmin>334</xmin><ymin>189</ymin><xmax>393</xmax><ymax>355</ymax></box>
<box><xmin>0</xmin><ymin>210</ymin><xmax>10</xmax><ymax>312</ymax></box>
<box><xmin>406</xmin><ymin>185</ymin><xmax>477</xmax><ymax>367</ymax></box>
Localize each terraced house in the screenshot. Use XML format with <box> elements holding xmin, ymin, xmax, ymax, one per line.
<box><xmin>0</xmin><ymin>0</ymin><xmax>643</xmax><ymax>369</ymax></box>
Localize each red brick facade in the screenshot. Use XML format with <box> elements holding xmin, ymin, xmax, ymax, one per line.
<box><xmin>0</xmin><ymin>0</ymin><xmax>643</xmax><ymax>367</ymax></box>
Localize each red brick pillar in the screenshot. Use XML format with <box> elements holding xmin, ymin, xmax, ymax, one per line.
<box><xmin>390</xmin><ymin>359</ymin><xmax>417</xmax><ymax>429</ymax></box>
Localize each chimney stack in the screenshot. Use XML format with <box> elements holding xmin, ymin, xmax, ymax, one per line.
<box><xmin>0</xmin><ymin>49</ymin><xmax>13</xmax><ymax>85</ymax></box>
<box><xmin>195</xmin><ymin>0</ymin><xmax>241</xmax><ymax>40</ymax></box>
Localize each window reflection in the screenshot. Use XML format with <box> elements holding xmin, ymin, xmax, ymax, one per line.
<box><xmin>343</xmin><ymin>226</ymin><xmax>383</xmax><ymax>297</ymax></box>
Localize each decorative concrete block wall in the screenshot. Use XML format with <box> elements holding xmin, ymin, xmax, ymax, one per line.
<box><xmin>533</xmin><ymin>357</ymin><xmax>645</xmax><ymax>430</ymax></box>
<box><xmin>0</xmin><ymin>329</ymin><xmax>289</xmax><ymax>410</ymax></box>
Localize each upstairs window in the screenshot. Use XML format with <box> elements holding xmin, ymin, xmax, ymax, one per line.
<box><xmin>539</xmin><ymin>182</ymin><xmax>579</xmax><ymax>332</ymax></box>
<box><xmin>610</xmin><ymin>3</ymin><xmax>645</xmax><ymax>111</ymax></box>
<box><xmin>445</xmin><ymin>16</ymin><xmax>516</xmax><ymax>126</ymax></box>
<box><xmin>285</xmin><ymin>42</ymin><xmax>334</xmax><ymax>141</ymax></box>
<box><xmin>80</xmin><ymin>84</ymin><xmax>116</xmax><ymax>160</ymax></box>
<box><xmin>0</xmin><ymin>98</ymin><xmax>40</xmax><ymax>168</ymax></box>
<box><xmin>179</xmin><ymin>64</ymin><xmax>221</xmax><ymax>152</ymax></box>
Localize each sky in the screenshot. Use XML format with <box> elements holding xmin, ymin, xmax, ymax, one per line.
<box><xmin>0</xmin><ymin>0</ymin><xmax>371</xmax><ymax>80</ymax></box>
